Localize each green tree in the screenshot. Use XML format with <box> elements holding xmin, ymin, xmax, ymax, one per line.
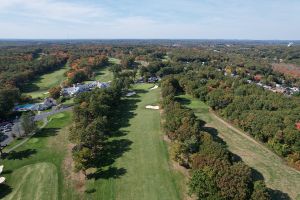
<box><xmin>189</xmin><ymin>169</ymin><xmax>220</xmax><ymax>200</ymax></box>
<box><xmin>20</xmin><ymin>111</ymin><xmax>37</xmax><ymax>136</ymax></box>
<box><xmin>0</xmin><ymin>88</ymin><xmax>20</xmax><ymax>119</ymax></box>
<box><xmin>48</xmin><ymin>86</ymin><xmax>61</xmax><ymax>99</ymax></box>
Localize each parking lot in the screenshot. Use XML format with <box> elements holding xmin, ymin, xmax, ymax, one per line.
<box><xmin>0</xmin><ymin>121</ymin><xmax>15</xmax><ymax>146</ymax></box>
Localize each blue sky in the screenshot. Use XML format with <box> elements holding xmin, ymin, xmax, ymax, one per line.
<box><xmin>0</xmin><ymin>0</ymin><xmax>299</xmax><ymax>39</ymax></box>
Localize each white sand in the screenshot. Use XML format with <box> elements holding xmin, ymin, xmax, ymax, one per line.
<box><xmin>146</xmin><ymin>105</ymin><xmax>160</xmax><ymax>110</ymax></box>
<box><xmin>0</xmin><ymin>177</ymin><xmax>5</xmax><ymax>184</ymax></box>
<box><xmin>126</xmin><ymin>91</ymin><xmax>136</xmax><ymax>97</ymax></box>
<box><xmin>150</xmin><ymin>85</ymin><xmax>158</xmax><ymax>90</ymax></box>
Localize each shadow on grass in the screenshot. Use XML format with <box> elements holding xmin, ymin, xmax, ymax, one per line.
<box><xmin>92</xmin><ymin>139</ymin><xmax>133</xmax><ymax>170</ymax></box>
<box><xmin>20</xmin><ymin>81</ymin><xmax>41</xmax><ymax>93</ymax></box>
<box><xmin>1</xmin><ymin>169</ymin><xmax>12</xmax><ymax>175</ymax></box>
<box><xmin>268</xmin><ymin>189</ymin><xmax>291</xmax><ymax>200</ymax></box>
<box><xmin>0</xmin><ymin>184</ymin><xmax>12</xmax><ymax>199</ymax></box>
<box><xmin>4</xmin><ymin>149</ymin><xmax>37</xmax><ymax>160</ymax></box>
<box><xmin>202</xmin><ymin>126</ymin><xmax>227</xmax><ymax>146</ymax></box>
<box><xmin>175</xmin><ymin>96</ymin><xmax>191</xmax><ymax>106</ymax></box>
<box><xmin>87</xmin><ymin>167</ymin><xmax>127</xmax><ymax>180</ymax></box>
<box><xmin>88</xmin><ymin>90</ymin><xmax>144</xmax><ymax>180</ymax></box>
<box><xmin>34</xmin><ymin>128</ymin><xmax>60</xmax><ymax>138</ymax></box>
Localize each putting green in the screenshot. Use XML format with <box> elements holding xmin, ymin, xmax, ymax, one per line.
<box><xmin>3</xmin><ymin>162</ymin><xmax>58</xmax><ymax>200</ymax></box>
<box><xmin>51</xmin><ymin>113</ymin><xmax>65</xmax><ymax>119</ymax></box>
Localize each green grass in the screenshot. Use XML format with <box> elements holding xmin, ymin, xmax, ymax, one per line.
<box><xmin>0</xmin><ymin>111</ymin><xmax>80</xmax><ymax>200</ymax></box>
<box><xmin>109</xmin><ymin>57</ymin><xmax>121</xmax><ymax>64</ymax></box>
<box><xmin>93</xmin><ymin>67</ymin><xmax>113</xmax><ymax>82</ymax></box>
<box><xmin>23</xmin><ymin>65</ymin><xmax>69</xmax><ymax>99</ymax></box>
<box><xmin>3</xmin><ymin>162</ymin><xmax>58</xmax><ymax>200</ymax></box>
<box><xmin>85</xmin><ymin>84</ymin><xmax>184</xmax><ymax>200</ymax></box>
<box><xmin>178</xmin><ymin>95</ymin><xmax>300</xmax><ymax>200</ymax></box>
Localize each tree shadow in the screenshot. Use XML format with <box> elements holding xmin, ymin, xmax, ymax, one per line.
<box><xmin>110</xmin><ymin>97</ymin><xmax>140</xmax><ymax>133</ymax></box>
<box><xmin>202</xmin><ymin>126</ymin><xmax>227</xmax><ymax>146</ymax></box>
<box><xmin>251</xmin><ymin>168</ymin><xmax>265</xmax><ymax>182</ymax></box>
<box><xmin>93</xmin><ymin>139</ymin><xmax>132</xmax><ymax>169</ymax></box>
<box><xmin>5</xmin><ymin>149</ymin><xmax>37</xmax><ymax>160</ymax></box>
<box><xmin>175</xmin><ymin>96</ymin><xmax>191</xmax><ymax>106</ymax></box>
<box><xmin>34</xmin><ymin>128</ymin><xmax>59</xmax><ymax>138</ymax></box>
<box><xmin>1</xmin><ymin>169</ymin><xmax>12</xmax><ymax>175</ymax></box>
<box><xmin>20</xmin><ymin>81</ymin><xmax>41</xmax><ymax>93</ymax></box>
<box><xmin>85</xmin><ymin>188</ymin><xmax>96</xmax><ymax>194</ymax></box>
<box><xmin>88</xmin><ymin>89</ymin><xmax>142</xmax><ymax>180</ymax></box>
<box><xmin>268</xmin><ymin>189</ymin><xmax>291</xmax><ymax>200</ymax></box>
<box><xmin>0</xmin><ymin>184</ymin><xmax>12</xmax><ymax>199</ymax></box>
<box><xmin>134</xmin><ymin>89</ymin><xmax>148</xmax><ymax>94</ymax></box>
<box><xmin>87</xmin><ymin>167</ymin><xmax>127</xmax><ymax>180</ymax></box>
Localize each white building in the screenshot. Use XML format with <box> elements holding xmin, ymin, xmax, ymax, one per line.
<box><xmin>61</xmin><ymin>81</ymin><xmax>110</xmax><ymax>97</ymax></box>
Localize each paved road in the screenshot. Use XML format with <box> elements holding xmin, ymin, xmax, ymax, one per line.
<box><xmin>34</xmin><ymin>106</ymin><xmax>73</xmax><ymax>121</ymax></box>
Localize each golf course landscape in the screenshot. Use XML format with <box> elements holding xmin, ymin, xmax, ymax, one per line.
<box><xmin>0</xmin><ymin>83</ymin><xmax>185</xmax><ymax>200</ymax></box>
<box><xmin>0</xmin><ymin>111</ymin><xmax>80</xmax><ymax>200</ymax></box>
<box><xmin>178</xmin><ymin>95</ymin><xmax>300</xmax><ymax>200</ymax></box>
<box><xmin>22</xmin><ymin>64</ymin><xmax>69</xmax><ymax>99</ymax></box>
<box><xmin>85</xmin><ymin>84</ymin><xmax>184</xmax><ymax>200</ymax></box>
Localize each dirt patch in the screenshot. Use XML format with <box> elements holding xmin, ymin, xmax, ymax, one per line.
<box><xmin>272</xmin><ymin>63</ymin><xmax>300</xmax><ymax>78</ymax></box>
<box><xmin>62</xmin><ymin>143</ymin><xmax>86</xmax><ymax>195</ymax></box>
<box><xmin>163</xmin><ymin>135</ymin><xmax>171</xmax><ymax>143</ymax></box>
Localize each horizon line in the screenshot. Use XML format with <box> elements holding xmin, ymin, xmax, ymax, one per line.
<box><xmin>0</xmin><ymin>38</ymin><xmax>299</xmax><ymax>42</ymax></box>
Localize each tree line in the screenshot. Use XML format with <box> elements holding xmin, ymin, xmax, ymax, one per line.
<box><xmin>161</xmin><ymin>76</ymin><xmax>271</xmax><ymax>200</ymax></box>
<box><xmin>69</xmin><ymin>77</ymin><xmax>128</xmax><ymax>176</ymax></box>
<box><xmin>175</xmin><ymin>67</ymin><xmax>300</xmax><ymax>170</ymax></box>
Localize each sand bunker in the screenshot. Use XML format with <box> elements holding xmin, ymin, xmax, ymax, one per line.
<box><xmin>126</xmin><ymin>91</ymin><xmax>136</xmax><ymax>97</ymax></box>
<box><xmin>0</xmin><ymin>177</ymin><xmax>5</xmax><ymax>184</ymax></box>
<box><xmin>146</xmin><ymin>105</ymin><xmax>160</xmax><ymax>110</ymax></box>
<box><xmin>150</xmin><ymin>85</ymin><xmax>158</xmax><ymax>90</ymax></box>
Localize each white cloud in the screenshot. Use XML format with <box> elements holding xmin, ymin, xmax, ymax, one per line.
<box><xmin>0</xmin><ymin>0</ymin><xmax>112</xmax><ymax>24</ymax></box>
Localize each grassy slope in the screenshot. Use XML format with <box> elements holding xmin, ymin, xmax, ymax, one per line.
<box><xmin>93</xmin><ymin>67</ymin><xmax>113</xmax><ymax>82</ymax></box>
<box><xmin>179</xmin><ymin>95</ymin><xmax>300</xmax><ymax>200</ymax></box>
<box><xmin>86</xmin><ymin>84</ymin><xmax>184</xmax><ymax>200</ymax></box>
<box><xmin>24</xmin><ymin>58</ymin><xmax>118</xmax><ymax>98</ymax></box>
<box><xmin>23</xmin><ymin>64</ymin><xmax>69</xmax><ymax>99</ymax></box>
<box><xmin>0</xmin><ymin>111</ymin><xmax>80</xmax><ymax>200</ymax></box>
<box><xmin>109</xmin><ymin>57</ymin><xmax>121</xmax><ymax>65</ymax></box>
